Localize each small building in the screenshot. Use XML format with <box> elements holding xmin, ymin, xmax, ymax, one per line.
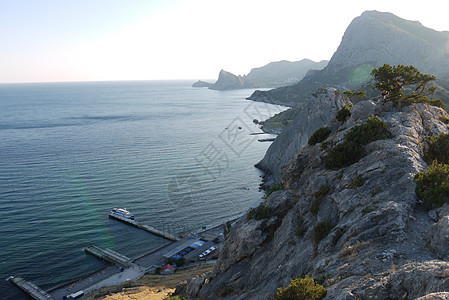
<box><xmin>160</xmin><ymin>264</ymin><xmax>174</xmax><ymax>275</ymax></box>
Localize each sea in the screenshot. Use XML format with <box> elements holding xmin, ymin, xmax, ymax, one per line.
<box><xmin>0</xmin><ymin>80</ymin><xmax>286</xmax><ymax>299</ymax></box>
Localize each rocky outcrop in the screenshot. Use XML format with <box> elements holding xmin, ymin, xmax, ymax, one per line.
<box><xmin>192</xmin><ymin>80</ymin><xmax>213</xmax><ymax>88</ymax></box>
<box><xmin>255</xmin><ymin>87</ymin><xmax>351</xmax><ymax>187</ymax></box>
<box><xmin>179</xmin><ymin>97</ymin><xmax>449</xmax><ymax>299</ymax></box>
<box><xmin>209</xmin><ymin>70</ymin><xmax>248</xmax><ymax>90</ymax></box>
<box><xmin>205</xmin><ymin>60</ymin><xmax>328</xmax><ymax>90</ymax></box>
<box><xmin>249</xmin><ymin>10</ymin><xmax>449</xmax><ymax>106</ymax></box>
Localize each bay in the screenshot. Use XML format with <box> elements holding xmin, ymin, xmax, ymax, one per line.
<box><xmin>0</xmin><ymin>80</ymin><xmax>285</xmax><ymax>299</ymax></box>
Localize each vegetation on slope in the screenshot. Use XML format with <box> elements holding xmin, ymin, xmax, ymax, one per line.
<box><xmin>324</xmin><ymin>116</ymin><xmax>389</xmax><ymax>169</ymax></box>
<box><xmin>308</xmin><ymin>127</ymin><xmax>332</xmax><ymax>146</ymax></box>
<box><xmin>415</xmin><ymin>133</ymin><xmax>449</xmax><ymax>210</ymax></box>
<box><xmin>275</xmin><ymin>275</ymin><xmax>327</xmax><ymax>300</ymax></box>
<box><xmin>371</xmin><ymin>64</ymin><xmax>444</xmax><ymax>109</ymax></box>
<box><xmin>335</xmin><ymin>105</ymin><xmax>353</xmax><ymax>123</ymax></box>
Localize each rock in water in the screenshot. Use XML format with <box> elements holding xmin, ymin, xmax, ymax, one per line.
<box><xmin>192</xmin><ymin>80</ymin><xmax>213</xmax><ymax>88</ymax></box>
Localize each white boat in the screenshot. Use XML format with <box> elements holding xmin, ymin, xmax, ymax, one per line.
<box><xmin>110</xmin><ymin>208</ymin><xmax>134</xmax><ymax>220</ymax></box>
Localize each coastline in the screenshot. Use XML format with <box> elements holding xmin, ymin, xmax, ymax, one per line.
<box><xmin>5</xmin><ymin>82</ymin><xmax>284</xmax><ymax>300</ymax></box>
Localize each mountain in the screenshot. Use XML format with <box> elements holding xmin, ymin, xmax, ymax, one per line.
<box><xmin>244</xmin><ymin>59</ymin><xmax>328</xmax><ymax>87</ymax></box>
<box><xmin>192</xmin><ymin>59</ymin><xmax>328</xmax><ymax>90</ymax></box>
<box><xmin>177</xmin><ymin>94</ymin><xmax>449</xmax><ymax>299</ymax></box>
<box><xmin>248</xmin><ymin>11</ymin><xmax>449</xmax><ymax>106</ymax></box>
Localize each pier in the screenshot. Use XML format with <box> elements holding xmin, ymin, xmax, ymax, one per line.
<box><xmin>84</xmin><ymin>245</ymin><xmax>132</xmax><ymax>267</ymax></box>
<box><xmin>7</xmin><ymin>276</ymin><xmax>52</xmax><ymax>300</ymax></box>
<box><xmin>109</xmin><ymin>213</ymin><xmax>180</xmax><ymax>241</ymax></box>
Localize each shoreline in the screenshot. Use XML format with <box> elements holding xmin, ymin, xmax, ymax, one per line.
<box><xmin>46</xmin><ymin>215</ymin><xmax>241</xmax><ymax>299</ymax></box>
<box><xmin>4</xmin><ymin>86</ymin><xmax>280</xmax><ymax>299</ymax></box>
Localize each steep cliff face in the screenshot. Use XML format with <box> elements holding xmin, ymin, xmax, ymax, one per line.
<box><xmin>180</xmin><ymin>97</ymin><xmax>449</xmax><ymax>299</ymax></box>
<box><xmin>255</xmin><ymin>87</ymin><xmax>351</xmax><ymax>186</ymax></box>
<box><xmin>209</xmin><ymin>70</ymin><xmax>248</xmax><ymax>90</ymax></box>
<box><xmin>249</xmin><ymin>11</ymin><xmax>449</xmax><ymax>105</ymax></box>
<box><xmin>204</xmin><ymin>60</ymin><xmax>328</xmax><ymax>91</ymax></box>
<box><xmin>323</xmin><ymin>11</ymin><xmax>449</xmax><ymax>80</ymax></box>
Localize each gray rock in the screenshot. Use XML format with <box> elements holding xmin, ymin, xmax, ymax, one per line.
<box><xmin>181</xmin><ymin>97</ymin><xmax>449</xmax><ymax>299</ymax></box>
<box><xmin>256</xmin><ymin>87</ymin><xmax>351</xmax><ymax>186</ymax></box>
<box><xmin>428</xmin><ymin>209</ymin><xmax>439</xmax><ymax>222</ymax></box>
<box><xmin>416</xmin><ymin>292</ymin><xmax>449</xmax><ymax>300</ymax></box>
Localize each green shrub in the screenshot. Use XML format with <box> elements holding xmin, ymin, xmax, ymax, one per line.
<box><xmin>247</xmin><ymin>204</ymin><xmax>273</xmax><ymax>220</ymax></box>
<box><xmin>275</xmin><ymin>275</ymin><xmax>327</xmax><ymax>300</ymax></box>
<box><xmin>311</xmin><ymin>186</ymin><xmax>331</xmax><ymax>214</ymax></box>
<box><xmin>223</xmin><ymin>221</ymin><xmax>232</xmax><ymax>236</ymax></box>
<box><xmin>332</xmin><ymin>227</ymin><xmax>345</xmax><ymax>246</ymax></box>
<box><xmin>320</xmin><ymin>141</ymin><xmax>330</xmax><ymax>151</ymax></box>
<box><xmin>166</xmin><ymin>257</ymin><xmax>185</xmax><ymax>267</ymax></box>
<box><xmin>295</xmin><ymin>219</ymin><xmax>307</xmax><ymax>238</ymax></box>
<box><xmin>220</xmin><ymin>285</ymin><xmax>238</xmax><ymax>297</ymax></box>
<box><xmin>313</xmin><ymin>221</ymin><xmax>334</xmax><ymax>245</ymax></box>
<box><xmin>361</xmin><ymin>205</ymin><xmax>378</xmax><ymax>216</ymax></box>
<box><xmin>176</xmin><ymin>257</ymin><xmax>186</xmax><ymax>267</ymax></box>
<box><xmin>403</xmin><ymin>94</ymin><xmax>445</xmax><ymax>108</ymax></box>
<box><xmin>346</xmin><ymin>175</ymin><xmax>366</xmax><ymax>189</ymax></box>
<box><xmin>324</xmin><ymin>116</ymin><xmax>389</xmax><ymax>169</ymax></box>
<box><xmin>166</xmin><ymin>296</ymin><xmax>187</xmax><ymax>300</ymax></box>
<box><xmin>264</xmin><ymin>182</ymin><xmax>284</xmax><ymax>199</ymax></box>
<box><xmin>415</xmin><ymin>160</ymin><xmax>449</xmax><ymax>210</ymax></box>
<box><xmin>154</xmin><ymin>267</ymin><xmax>161</xmax><ymax>274</ymax></box>
<box><xmin>344</xmin><ymin>116</ymin><xmax>389</xmax><ymax>145</ymax></box>
<box><xmin>335</xmin><ymin>105</ymin><xmax>352</xmax><ymax>123</ymax></box>
<box><xmin>371</xmin><ymin>186</ymin><xmax>382</xmax><ymax>196</ymax></box>
<box><xmin>324</xmin><ymin>140</ymin><xmax>363</xmax><ymax>169</ymax></box>
<box><xmin>308</xmin><ymin>127</ymin><xmax>332</xmax><ymax>146</ymax></box>
<box><xmin>424</xmin><ymin>133</ymin><xmax>449</xmax><ymax>164</ymax></box>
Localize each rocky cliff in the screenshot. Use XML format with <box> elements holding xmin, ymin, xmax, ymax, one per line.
<box><xmin>209</xmin><ymin>70</ymin><xmax>248</xmax><ymax>90</ymax></box>
<box><xmin>178</xmin><ymin>96</ymin><xmax>449</xmax><ymax>299</ymax></box>
<box><xmin>196</xmin><ymin>59</ymin><xmax>328</xmax><ymax>91</ymax></box>
<box><xmin>255</xmin><ymin>87</ymin><xmax>351</xmax><ymax>186</ymax></box>
<box><xmin>249</xmin><ymin>11</ymin><xmax>449</xmax><ymax>106</ymax></box>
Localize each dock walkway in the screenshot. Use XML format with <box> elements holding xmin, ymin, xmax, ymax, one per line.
<box><xmin>8</xmin><ymin>276</ymin><xmax>52</xmax><ymax>300</ymax></box>
<box><xmin>84</xmin><ymin>245</ymin><xmax>132</xmax><ymax>267</ymax></box>
<box><xmin>109</xmin><ymin>213</ymin><xmax>180</xmax><ymax>241</ymax></box>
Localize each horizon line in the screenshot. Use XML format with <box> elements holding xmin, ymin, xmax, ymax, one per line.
<box><xmin>0</xmin><ymin>78</ymin><xmax>216</xmax><ymax>85</ymax></box>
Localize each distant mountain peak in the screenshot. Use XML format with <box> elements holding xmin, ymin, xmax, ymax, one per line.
<box><xmin>249</xmin><ymin>11</ymin><xmax>449</xmax><ymax>105</ymax></box>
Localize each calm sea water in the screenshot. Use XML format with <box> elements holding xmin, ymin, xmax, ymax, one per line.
<box><xmin>0</xmin><ymin>80</ymin><xmax>284</xmax><ymax>299</ymax></box>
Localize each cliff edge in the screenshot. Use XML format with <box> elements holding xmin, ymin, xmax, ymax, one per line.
<box><xmin>255</xmin><ymin>87</ymin><xmax>351</xmax><ymax>186</ymax></box>
<box><xmin>178</xmin><ymin>96</ymin><xmax>449</xmax><ymax>299</ymax></box>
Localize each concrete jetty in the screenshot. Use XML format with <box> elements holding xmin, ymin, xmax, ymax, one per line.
<box><xmin>84</xmin><ymin>245</ymin><xmax>132</xmax><ymax>267</ymax></box>
<box><xmin>7</xmin><ymin>276</ymin><xmax>53</xmax><ymax>300</ymax></box>
<box><xmin>109</xmin><ymin>213</ymin><xmax>180</xmax><ymax>241</ymax></box>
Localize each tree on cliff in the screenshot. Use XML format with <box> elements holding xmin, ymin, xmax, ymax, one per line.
<box><xmin>371</xmin><ymin>64</ymin><xmax>440</xmax><ymax>109</ymax></box>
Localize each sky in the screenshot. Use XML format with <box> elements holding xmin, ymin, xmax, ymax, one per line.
<box><xmin>2</xmin><ymin>0</ymin><xmax>449</xmax><ymax>83</ymax></box>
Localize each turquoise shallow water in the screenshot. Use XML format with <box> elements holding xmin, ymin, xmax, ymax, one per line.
<box><xmin>0</xmin><ymin>80</ymin><xmax>285</xmax><ymax>299</ymax></box>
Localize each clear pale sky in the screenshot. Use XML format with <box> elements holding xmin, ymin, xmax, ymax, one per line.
<box><xmin>1</xmin><ymin>0</ymin><xmax>449</xmax><ymax>83</ymax></box>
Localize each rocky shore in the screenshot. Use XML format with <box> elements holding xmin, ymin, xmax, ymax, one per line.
<box><xmin>176</xmin><ymin>94</ymin><xmax>449</xmax><ymax>299</ymax></box>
